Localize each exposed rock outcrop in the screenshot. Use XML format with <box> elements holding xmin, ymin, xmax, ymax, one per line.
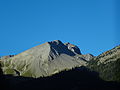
<box><xmin>64</xmin><ymin>42</ymin><xmax>81</xmax><ymax>55</ymax></box>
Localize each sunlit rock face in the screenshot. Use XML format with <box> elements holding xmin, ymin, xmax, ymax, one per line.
<box><xmin>0</xmin><ymin>40</ymin><xmax>87</xmax><ymax>78</ymax></box>
<box><xmin>64</xmin><ymin>42</ymin><xmax>81</xmax><ymax>55</ymax></box>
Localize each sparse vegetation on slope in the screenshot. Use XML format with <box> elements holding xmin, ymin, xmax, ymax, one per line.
<box><xmin>88</xmin><ymin>45</ymin><xmax>120</xmax><ymax>82</ymax></box>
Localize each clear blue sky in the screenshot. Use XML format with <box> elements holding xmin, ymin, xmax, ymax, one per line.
<box><xmin>0</xmin><ymin>0</ymin><xmax>119</xmax><ymax>56</ymax></box>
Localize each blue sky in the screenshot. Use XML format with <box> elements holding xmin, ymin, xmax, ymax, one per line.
<box><xmin>0</xmin><ymin>0</ymin><xmax>119</xmax><ymax>56</ymax></box>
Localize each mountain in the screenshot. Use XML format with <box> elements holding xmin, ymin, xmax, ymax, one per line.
<box><xmin>88</xmin><ymin>45</ymin><xmax>120</xmax><ymax>82</ymax></box>
<box><xmin>0</xmin><ymin>40</ymin><xmax>120</xmax><ymax>90</ymax></box>
<box><xmin>0</xmin><ymin>40</ymin><xmax>89</xmax><ymax>78</ymax></box>
<box><xmin>0</xmin><ymin>40</ymin><xmax>120</xmax><ymax>81</ymax></box>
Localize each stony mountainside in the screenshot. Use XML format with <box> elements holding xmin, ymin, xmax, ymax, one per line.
<box><xmin>0</xmin><ymin>40</ymin><xmax>120</xmax><ymax>82</ymax></box>
<box><xmin>0</xmin><ymin>40</ymin><xmax>90</xmax><ymax>78</ymax></box>
<box><xmin>0</xmin><ymin>41</ymin><xmax>120</xmax><ymax>90</ymax></box>
<box><xmin>88</xmin><ymin>45</ymin><xmax>120</xmax><ymax>82</ymax></box>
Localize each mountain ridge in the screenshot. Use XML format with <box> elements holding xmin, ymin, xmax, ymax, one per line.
<box><xmin>0</xmin><ymin>40</ymin><xmax>120</xmax><ymax>81</ymax></box>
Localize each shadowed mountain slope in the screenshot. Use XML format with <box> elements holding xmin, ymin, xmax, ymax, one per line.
<box><xmin>0</xmin><ymin>66</ymin><xmax>120</xmax><ymax>90</ymax></box>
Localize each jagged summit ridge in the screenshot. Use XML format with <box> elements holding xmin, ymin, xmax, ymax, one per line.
<box><xmin>48</xmin><ymin>40</ymin><xmax>81</xmax><ymax>58</ymax></box>
<box><xmin>49</xmin><ymin>40</ymin><xmax>81</xmax><ymax>55</ymax></box>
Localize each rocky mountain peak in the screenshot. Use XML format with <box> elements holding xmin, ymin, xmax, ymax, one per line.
<box><xmin>1</xmin><ymin>40</ymin><xmax>119</xmax><ymax>80</ymax></box>
<box><xmin>0</xmin><ymin>40</ymin><xmax>86</xmax><ymax>78</ymax></box>
<box><xmin>46</xmin><ymin>40</ymin><xmax>81</xmax><ymax>56</ymax></box>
